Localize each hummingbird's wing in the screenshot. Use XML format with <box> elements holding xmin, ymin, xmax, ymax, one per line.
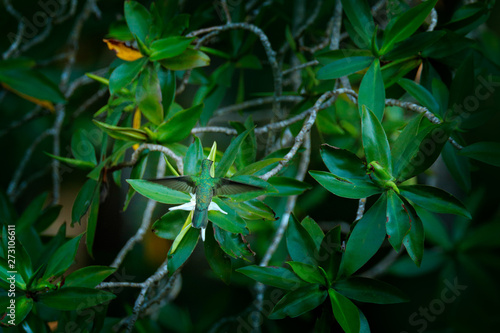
<box><xmin>149</xmin><ymin>176</ymin><xmax>196</xmax><ymax>193</ymax></box>
<box><xmin>215</xmin><ymin>178</ymin><xmax>265</xmax><ymax>196</ymax></box>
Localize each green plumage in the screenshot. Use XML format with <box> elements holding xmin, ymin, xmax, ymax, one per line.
<box><xmin>151</xmin><ymin>159</ymin><xmax>264</xmax><ymax>230</ymax></box>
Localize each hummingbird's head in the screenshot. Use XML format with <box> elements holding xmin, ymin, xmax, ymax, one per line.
<box><xmin>202</xmin><ymin>159</ymin><xmax>213</xmax><ymax>169</ymax></box>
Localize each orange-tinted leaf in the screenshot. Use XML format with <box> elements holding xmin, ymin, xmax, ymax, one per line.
<box><xmin>103</xmin><ymin>39</ymin><xmax>143</xmax><ymax>61</ymax></box>
<box><xmin>132</xmin><ymin>108</ymin><xmax>141</xmax><ymax>150</ymax></box>
<box><xmin>1</xmin><ymin>83</ymin><xmax>54</xmax><ymax>111</ymax></box>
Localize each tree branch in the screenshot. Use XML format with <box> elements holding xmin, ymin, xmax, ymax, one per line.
<box><xmin>110</xmin><ymin>158</ymin><xmax>166</xmax><ymax>269</ymax></box>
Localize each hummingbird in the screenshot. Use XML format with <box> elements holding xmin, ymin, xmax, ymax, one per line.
<box><xmin>151</xmin><ymin>159</ymin><xmax>265</xmax><ymax>234</ymax></box>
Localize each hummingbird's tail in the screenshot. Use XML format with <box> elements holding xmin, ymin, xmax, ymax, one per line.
<box><xmin>191</xmin><ymin>207</ymin><xmax>208</xmax><ymax>230</ymax></box>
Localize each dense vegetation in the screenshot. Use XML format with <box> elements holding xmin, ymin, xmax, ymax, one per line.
<box><xmin>1</xmin><ymin>0</ymin><xmax>499</xmax><ymax>332</ymax></box>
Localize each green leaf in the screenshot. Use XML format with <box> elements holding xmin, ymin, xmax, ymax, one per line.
<box><xmin>42</xmin><ymin>234</ymin><xmax>83</xmax><ymax>280</ymax></box>
<box><xmin>86</xmin><ymin>188</ymin><xmax>100</xmax><ymax>257</ymax></box>
<box><xmin>399</xmin><ymin>185</ymin><xmax>471</xmax><ymax>218</ymax></box>
<box><xmin>136</xmin><ymin>65</ymin><xmax>164</xmax><ymax>125</ymax></box>
<box><xmin>301</xmin><ymin>216</ymin><xmax>324</xmax><ymax>251</ymax></box>
<box><xmin>160</xmin><ymin>48</ymin><xmax>210</xmax><ymax>71</ymax></box>
<box><xmin>0</xmin><ymin>296</ymin><xmax>33</xmax><ymax>326</ymax></box>
<box><xmin>209</xmin><ymin>198</ymin><xmax>248</xmax><ymax>235</ymax></box>
<box><xmin>123</xmin><ymin>152</ymin><xmax>149</xmax><ymax>211</ymax></box>
<box><xmin>421</xmin><ymin>30</ymin><xmax>474</xmax><ymax>59</ymax></box>
<box><xmin>320</xmin><ymin>145</ymin><xmax>368</xmax><ymax>179</ymax></box>
<box><xmin>358</xmin><ymin>59</ymin><xmax>385</xmax><ymax>120</ymax></box>
<box><xmin>267</xmin><ymin>177</ymin><xmax>312</xmax><ymax>196</ymax></box>
<box><xmin>15</xmin><ymin>240</ymin><xmax>32</xmax><ymax>285</ymax></box>
<box><xmin>157</xmin><ymin>103</ymin><xmax>203</xmax><ymax>143</ymax></box>
<box><xmin>64</xmin><ymin>266</ymin><xmax>116</xmax><ymax>288</ymax></box>
<box><xmin>71</xmin><ymin>129</ymin><xmax>98</xmax><ymax>164</ymax></box>
<box><xmin>395</xmin><ymin>122</ymin><xmax>449</xmax><ymax>181</ymax></box>
<box><xmin>386</xmin><ymin>190</ymin><xmax>411</xmax><ymax>250</ymax></box>
<box><xmin>269</xmin><ymin>284</ymin><xmax>328</xmax><ymax>319</ymax></box>
<box><xmin>318</xmin><ymin>226</ymin><xmax>342</xmax><ymax>282</ymax></box>
<box><xmin>447</xmin><ymin>55</ymin><xmax>474</xmax><ymax>120</ymax></box>
<box><xmin>152</xmin><ymin>210</ymin><xmax>188</xmax><ymax>240</ymax></box>
<box><xmin>214</xmin><ymin>129</ymin><xmax>251</xmax><ymax>177</ymax></box>
<box><xmin>459</xmin><ymin>142</ymin><xmax>500</xmax><ymax>167</ymax></box>
<box><xmin>167</xmin><ymin>225</ymin><xmax>199</xmax><ymax>274</ymax></box>
<box><xmin>184</xmin><ymin>136</ymin><xmax>204</xmax><ymax>176</ymax></box>
<box><xmin>38</xmin><ymin>287</ymin><xmax>116</xmax><ymax>310</ymax></box>
<box><xmin>213</xmin><ymin>225</ymin><xmax>254</xmax><ymax>260</ymax></box>
<box><xmin>382</xmin><ymin>31</ymin><xmax>445</xmax><ymax>61</ymax></box>
<box><xmin>17</xmin><ymin>192</ymin><xmax>47</xmax><ymax>231</ymax></box>
<box><xmin>344</xmin><ymin>195</ymin><xmax>387</xmax><ymax>276</ymax></box>
<box><xmin>460</xmin><ymin>221</ymin><xmax>500</xmax><ymax>251</ymax></box>
<box><xmin>286</xmin><ymin>215</ymin><xmax>318</xmax><ymax>266</ymax></box>
<box><xmin>93</xmin><ymin>120</ymin><xmax>149</xmax><ymax>142</ymax></box>
<box><xmin>236</xmin><ymin>265</ymin><xmax>306</xmax><ymax>290</ymax></box>
<box><xmin>0</xmin><ymin>257</ymin><xmax>26</xmax><ymax>290</ymax></box>
<box><xmin>150</xmin><ymin>37</ymin><xmax>194</xmax><ymax>61</ymax></box>
<box><xmin>413</xmin><ymin>206</ymin><xmax>453</xmax><ymax>250</ymax></box>
<box><xmin>235</xmin><ymin>54</ymin><xmax>262</xmax><ymax>69</ymax></box>
<box><xmin>329</xmin><ymin>288</ymin><xmax>360</xmax><ymax>333</ymax></box>
<box><xmin>380</xmin><ymin>0</ymin><xmax>438</xmax><ymax>54</ymax></box>
<box><xmin>334</xmin><ymin>277</ymin><xmax>408</xmax><ymax>304</ymax></box>
<box><xmin>361</xmin><ymin>106</ymin><xmax>392</xmax><ymax>172</ymax></box>
<box><xmin>233</xmin><ymin>158</ymin><xmax>283</xmax><ymax>176</ymax></box>
<box><xmin>442</xmin><ymin>141</ymin><xmax>471</xmax><ymax>191</ymax></box>
<box><xmin>381</xmin><ymin>57</ymin><xmax>422</xmax><ymax>88</ymax></box>
<box><xmin>232</xmin><ymin>117</ymin><xmax>257</xmax><ymax>169</ymax></box>
<box><xmin>204</xmin><ymin>223</ymin><xmax>231</xmax><ymax>284</ymax></box>
<box><xmin>71</xmin><ymin>179</ymin><xmax>98</xmax><ymax>224</ymax></box>
<box><xmin>160</xmin><ymin>69</ymin><xmax>176</xmax><ymax>116</ymax></box>
<box><xmin>287</xmin><ymin>262</ymin><xmax>326</xmax><ymax>285</ymax></box>
<box><xmin>231</xmin><ymin>199</ymin><xmax>276</xmax><ymax>221</ymax></box>
<box><xmin>316</xmin><ymin>57</ymin><xmax>374</xmax><ymax>80</ymax></box>
<box><xmin>127</xmin><ymin>179</ymin><xmax>191</xmax><ymax>204</ymax></box>
<box><xmin>0</xmin><ymin>69</ymin><xmax>65</xmax><ymax>103</ymax></box>
<box><xmin>398</xmin><ymin>78</ymin><xmax>440</xmax><ymax>116</ymax></box>
<box><xmin>109</xmin><ymin>57</ymin><xmax>148</xmax><ymax>95</ymax></box>
<box><xmin>391</xmin><ymin>114</ymin><xmax>424</xmax><ymax>177</ymax></box>
<box><xmin>310</xmin><ymin>171</ymin><xmax>382</xmax><ymax>199</ymax></box>
<box><xmin>340</xmin><ymin>0</ymin><xmax>375</xmax><ymax>47</ymax></box>
<box><xmin>402</xmin><ymin>200</ymin><xmax>425</xmax><ymax>266</ymax></box>
<box><xmin>316</xmin><ymin>49</ymin><xmax>373</xmax><ymax>65</ymax></box>
<box><xmin>124</xmin><ymin>0</ymin><xmax>152</xmax><ymax>44</ymax></box>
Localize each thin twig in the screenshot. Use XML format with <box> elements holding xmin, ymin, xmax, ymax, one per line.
<box><xmin>11</xmin><ymin>165</ymin><xmax>52</xmax><ymax>202</ymax></box>
<box><xmin>71</xmin><ymin>87</ymin><xmax>108</xmax><ymax>119</ymax></box>
<box><xmin>0</xmin><ymin>106</ymin><xmax>45</xmax><ymax>138</ymax></box>
<box><xmin>215</xmin><ymin>95</ymin><xmax>304</xmax><ymax>116</ymax></box>
<box><xmin>110</xmin><ymin>158</ymin><xmax>166</xmax><ymax>269</ymax></box>
<box><xmin>253</xmin><ymin>133</ymin><xmax>311</xmax><ymax>331</ymax></box>
<box><xmin>109</xmin><ymin>143</ymin><xmax>184</xmax><ymax>175</ymax></box>
<box><xmin>282</xmin><ymin>60</ymin><xmax>319</xmax><ymax>75</ymax></box>
<box><xmin>6</xmin><ymin>130</ymin><xmax>52</xmax><ymax>198</ymax></box>
<box><xmin>360</xmin><ymin>249</ymin><xmax>401</xmax><ymax>278</ymax></box>
<box><xmin>427</xmin><ymin>8</ymin><xmax>438</xmax><ymax>32</ymax></box>
<box><xmin>260</xmin><ymin>88</ymin><xmax>357</xmax><ymax>180</ymax></box>
<box><xmin>220</xmin><ymin>0</ymin><xmax>232</xmax><ymax>23</ymax></box>
<box><xmin>19</xmin><ymin>19</ymin><xmax>53</xmax><ymax>53</ymax></box>
<box><xmin>119</xmin><ymin>256</ymin><xmax>171</xmax><ymax>332</ymax></box>
<box><xmin>97</xmin><ymin>282</ymin><xmax>145</xmax><ymax>289</ymax></box>
<box><xmin>385</xmin><ymin>98</ymin><xmax>463</xmax><ymax>149</ymax></box>
<box><xmin>330</xmin><ymin>0</ymin><xmax>343</xmax><ymax>50</ymax></box>
<box><xmin>355</xmin><ymin>198</ymin><xmax>367</xmax><ymax>222</ymax></box>
<box><xmin>2</xmin><ymin>0</ymin><xmax>25</xmax><ymax>59</ymax></box>
<box><xmin>187</xmin><ymin>23</ymin><xmax>282</xmax><ymax>118</ymax></box>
